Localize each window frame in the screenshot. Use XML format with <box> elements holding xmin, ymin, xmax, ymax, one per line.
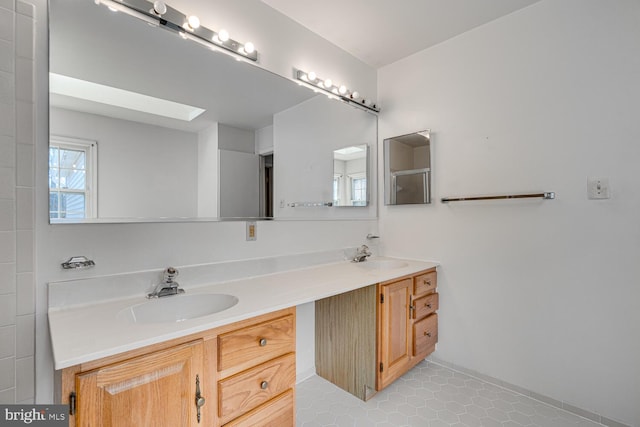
<box><xmin>49</xmin><ymin>136</ymin><xmax>98</xmax><ymax>220</ymax></box>
<box><xmin>348</xmin><ymin>172</ymin><xmax>367</xmax><ymax>206</ymax></box>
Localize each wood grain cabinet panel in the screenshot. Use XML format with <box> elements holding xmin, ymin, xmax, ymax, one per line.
<box><xmin>414</xmin><ymin>270</ymin><xmax>437</xmax><ymax>296</ymax></box>
<box><xmin>75</xmin><ymin>340</ymin><xmax>204</xmax><ymax>427</ymax></box>
<box><xmin>413</xmin><ymin>292</ymin><xmax>438</xmax><ymax>319</ymax></box>
<box><xmin>218</xmin><ymin>314</ymin><xmax>295</xmax><ymax>373</ymax></box>
<box><xmin>218</xmin><ymin>353</ymin><xmax>296</xmax><ymax>425</ymax></box>
<box><xmin>222</xmin><ymin>388</ymin><xmax>294</xmax><ymax>427</ymax></box>
<box><xmin>378</xmin><ymin>278</ymin><xmax>413</xmax><ymax>390</ymax></box>
<box><xmin>413</xmin><ymin>313</ymin><xmax>438</xmax><ymax>358</ymax></box>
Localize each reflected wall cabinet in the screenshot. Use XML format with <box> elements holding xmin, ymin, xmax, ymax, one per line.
<box><xmin>384</xmin><ymin>130</ymin><xmax>431</xmax><ymax>205</ymax></box>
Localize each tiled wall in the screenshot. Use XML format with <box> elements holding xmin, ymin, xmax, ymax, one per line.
<box><xmin>0</xmin><ymin>0</ymin><xmax>36</xmax><ymax>404</ymax></box>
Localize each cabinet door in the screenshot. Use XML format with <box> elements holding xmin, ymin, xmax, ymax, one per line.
<box><xmin>75</xmin><ymin>340</ymin><xmax>204</xmax><ymax>427</ymax></box>
<box><xmin>377</xmin><ymin>278</ymin><xmax>412</xmax><ymax>390</ymax></box>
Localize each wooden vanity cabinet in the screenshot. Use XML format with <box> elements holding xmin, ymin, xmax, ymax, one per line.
<box><xmin>377</xmin><ymin>278</ymin><xmax>412</xmax><ymax>390</ymax></box>
<box><xmin>58</xmin><ymin>307</ymin><xmax>296</xmax><ymax>427</ymax></box>
<box><xmin>73</xmin><ymin>340</ymin><xmax>205</xmax><ymax>427</ymax></box>
<box><xmin>316</xmin><ymin>267</ymin><xmax>438</xmax><ymax>400</ymax></box>
<box><xmin>216</xmin><ymin>311</ymin><xmax>296</xmax><ymax>426</ymax></box>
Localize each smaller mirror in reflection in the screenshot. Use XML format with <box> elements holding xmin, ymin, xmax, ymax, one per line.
<box><xmin>384</xmin><ymin>130</ymin><xmax>431</xmax><ymax>205</ymax></box>
<box><xmin>333</xmin><ymin>144</ymin><xmax>369</xmax><ymax>207</ymax></box>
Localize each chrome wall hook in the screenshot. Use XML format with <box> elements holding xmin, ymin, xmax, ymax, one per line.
<box><xmin>61</xmin><ymin>256</ymin><xmax>96</xmax><ymax>270</ymax></box>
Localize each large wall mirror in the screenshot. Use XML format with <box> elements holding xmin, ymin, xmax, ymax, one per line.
<box><xmin>384</xmin><ymin>130</ymin><xmax>431</xmax><ymax>205</ymax></box>
<box><xmin>48</xmin><ymin>0</ymin><xmax>377</xmax><ymax>223</ymax></box>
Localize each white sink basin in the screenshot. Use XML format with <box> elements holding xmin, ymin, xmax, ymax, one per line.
<box><xmin>357</xmin><ymin>259</ymin><xmax>408</xmax><ymax>270</ymax></box>
<box><xmin>118</xmin><ymin>293</ymin><xmax>238</xmax><ymax>324</ymax></box>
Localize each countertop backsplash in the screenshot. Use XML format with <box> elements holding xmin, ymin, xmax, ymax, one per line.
<box><xmin>48</xmin><ymin>247</ymin><xmax>378</xmax><ymax>310</ymax></box>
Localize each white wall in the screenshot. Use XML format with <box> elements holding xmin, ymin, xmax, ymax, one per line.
<box><xmin>218</xmin><ymin>150</ymin><xmax>259</xmax><ymax>217</ymax></box>
<box><xmin>50</xmin><ymin>108</ymin><xmax>198</xmax><ymax>218</ymax></box>
<box><xmin>33</xmin><ymin>0</ymin><xmax>377</xmax><ymax>403</ymax></box>
<box><xmin>378</xmin><ymin>1</ymin><xmax>640</xmax><ymax>425</ymax></box>
<box><xmin>256</xmin><ymin>125</ymin><xmax>274</xmax><ymax>155</ymax></box>
<box><xmin>197</xmin><ymin>123</ymin><xmax>219</xmax><ymax>217</ymax></box>
<box><xmin>218</xmin><ymin>124</ymin><xmax>255</xmax><ymax>154</ymax></box>
<box><xmin>274</xmin><ymin>96</ymin><xmax>377</xmax><ymax>218</ymax></box>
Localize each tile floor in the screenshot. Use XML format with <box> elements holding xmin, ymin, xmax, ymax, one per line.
<box><xmin>296</xmin><ymin>360</ymin><xmax>604</xmax><ymax>427</ymax></box>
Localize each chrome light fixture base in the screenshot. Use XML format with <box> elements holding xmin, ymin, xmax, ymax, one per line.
<box><xmin>96</xmin><ymin>0</ymin><xmax>258</xmax><ymax>62</ymax></box>
<box><xmin>295</xmin><ymin>69</ymin><xmax>380</xmax><ymax>114</ymax></box>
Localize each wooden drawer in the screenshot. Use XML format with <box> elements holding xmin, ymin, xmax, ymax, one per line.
<box><xmin>414</xmin><ymin>270</ymin><xmax>437</xmax><ymax>296</ymax></box>
<box><xmin>218</xmin><ymin>353</ymin><xmax>296</xmax><ymax>424</ymax></box>
<box><xmin>413</xmin><ymin>313</ymin><xmax>438</xmax><ymax>357</ymax></box>
<box><xmin>413</xmin><ymin>292</ymin><xmax>438</xmax><ymax>320</ymax></box>
<box><xmin>218</xmin><ymin>315</ymin><xmax>295</xmax><ymax>372</ymax></box>
<box><xmin>223</xmin><ymin>389</ymin><xmax>294</xmax><ymax>427</ymax></box>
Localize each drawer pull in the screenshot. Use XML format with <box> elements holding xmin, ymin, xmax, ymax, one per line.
<box><xmin>424</xmin><ymin>332</ymin><xmax>432</xmax><ymax>337</ymax></box>
<box><xmin>424</xmin><ymin>280</ymin><xmax>430</xmax><ymax>285</ymax></box>
<box><xmin>425</xmin><ymin>303</ymin><xmax>432</xmax><ymax>308</ymax></box>
<box><xmin>195</xmin><ymin>375</ymin><xmax>205</xmax><ymax>424</ymax></box>
<box><xmin>260</xmin><ymin>381</ymin><xmax>269</xmax><ymax>390</ymax></box>
<box><xmin>259</xmin><ymin>338</ymin><xmax>267</xmax><ymax>347</ymax></box>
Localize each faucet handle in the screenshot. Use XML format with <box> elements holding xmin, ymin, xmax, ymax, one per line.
<box><xmin>164</xmin><ymin>267</ymin><xmax>179</xmax><ymax>283</ymax></box>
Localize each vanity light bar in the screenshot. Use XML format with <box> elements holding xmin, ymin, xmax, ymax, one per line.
<box><xmin>95</xmin><ymin>0</ymin><xmax>258</xmax><ymax>61</ymax></box>
<box><xmin>295</xmin><ymin>69</ymin><xmax>380</xmax><ymax>114</ymax></box>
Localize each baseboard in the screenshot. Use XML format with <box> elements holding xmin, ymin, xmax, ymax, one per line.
<box><xmin>296</xmin><ymin>367</ymin><xmax>316</xmax><ymax>385</ymax></box>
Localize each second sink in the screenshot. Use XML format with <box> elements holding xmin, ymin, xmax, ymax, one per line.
<box><xmin>118</xmin><ymin>293</ymin><xmax>238</xmax><ymax>324</ymax></box>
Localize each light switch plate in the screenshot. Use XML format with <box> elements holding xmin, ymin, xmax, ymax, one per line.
<box><xmin>246</xmin><ymin>221</ymin><xmax>257</xmax><ymax>241</ymax></box>
<box><xmin>587</xmin><ymin>176</ymin><xmax>610</xmax><ymax>199</ymax></box>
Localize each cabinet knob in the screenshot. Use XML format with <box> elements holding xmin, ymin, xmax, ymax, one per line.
<box><xmin>260</xmin><ymin>381</ymin><xmax>269</xmax><ymax>390</ymax></box>
<box><xmin>425</xmin><ymin>303</ymin><xmax>432</xmax><ymax>308</ymax></box>
<box><xmin>259</xmin><ymin>338</ymin><xmax>267</xmax><ymax>347</ymax></box>
<box><xmin>424</xmin><ymin>332</ymin><xmax>432</xmax><ymax>337</ymax></box>
<box><xmin>424</xmin><ymin>280</ymin><xmax>430</xmax><ymax>285</ymax></box>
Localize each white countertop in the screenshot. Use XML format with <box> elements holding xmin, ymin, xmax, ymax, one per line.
<box><xmin>48</xmin><ymin>257</ymin><xmax>437</xmax><ymax>370</ymax></box>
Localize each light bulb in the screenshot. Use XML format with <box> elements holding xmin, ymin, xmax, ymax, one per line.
<box><xmin>323</xmin><ymin>78</ymin><xmax>332</xmax><ymax>88</ymax></box>
<box><xmin>244</xmin><ymin>42</ymin><xmax>255</xmax><ymax>54</ymax></box>
<box><xmin>338</xmin><ymin>85</ymin><xmax>347</xmax><ymax>95</ymax></box>
<box><xmin>218</xmin><ymin>29</ymin><xmax>229</xmax><ymax>42</ymax></box>
<box><xmin>351</xmin><ymin>91</ymin><xmax>360</xmax><ymax>99</ymax></box>
<box><xmin>186</xmin><ymin>15</ymin><xmax>200</xmax><ymax>30</ymax></box>
<box><xmin>152</xmin><ymin>0</ymin><xmax>167</xmax><ymax>15</ymax></box>
<box><xmin>108</xmin><ymin>6</ymin><xmax>118</xmax><ymax>12</ymax></box>
<box><xmin>307</xmin><ymin>71</ymin><xmax>317</xmax><ymax>82</ymax></box>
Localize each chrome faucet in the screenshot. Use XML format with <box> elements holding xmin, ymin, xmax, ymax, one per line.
<box><xmin>147</xmin><ymin>267</ymin><xmax>185</xmax><ymax>298</ymax></box>
<box><xmin>352</xmin><ymin>245</ymin><xmax>372</xmax><ymax>263</ymax></box>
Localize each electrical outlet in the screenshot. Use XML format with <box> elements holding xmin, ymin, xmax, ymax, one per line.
<box><xmin>246</xmin><ymin>221</ymin><xmax>257</xmax><ymax>241</ymax></box>
<box><xmin>587</xmin><ymin>176</ymin><xmax>610</xmax><ymax>199</ymax></box>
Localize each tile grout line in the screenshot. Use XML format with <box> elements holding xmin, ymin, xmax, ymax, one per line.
<box><xmin>427</xmin><ymin>357</ymin><xmax>630</xmax><ymax>427</ymax></box>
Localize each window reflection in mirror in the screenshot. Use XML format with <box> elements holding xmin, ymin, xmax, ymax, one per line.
<box><xmin>49</xmin><ymin>136</ymin><xmax>96</xmax><ymax>219</ymax></box>
<box><xmin>333</xmin><ymin>144</ymin><xmax>369</xmax><ymax>207</ymax></box>
<box><xmin>384</xmin><ymin>130</ymin><xmax>431</xmax><ymax>205</ymax></box>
